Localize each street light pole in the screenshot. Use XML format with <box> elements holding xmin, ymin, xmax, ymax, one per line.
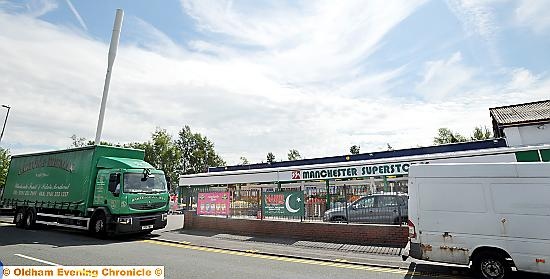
<box><xmin>94</xmin><ymin>9</ymin><xmax>124</xmax><ymax>145</ymax></box>
<box><xmin>0</xmin><ymin>104</ymin><xmax>11</xmax><ymax>144</ymax></box>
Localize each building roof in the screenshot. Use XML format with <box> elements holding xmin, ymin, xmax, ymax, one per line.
<box><xmin>490</xmin><ymin>100</ymin><xmax>550</xmax><ymax>127</ymax></box>
<box><xmin>208</xmin><ymin>139</ymin><xmax>507</xmax><ymax>173</ymax></box>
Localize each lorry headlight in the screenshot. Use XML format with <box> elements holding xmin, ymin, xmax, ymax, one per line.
<box><xmin>118</xmin><ymin>217</ymin><xmax>132</xmax><ymax>225</ymax></box>
<box><xmin>162</xmin><ymin>213</ymin><xmax>168</xmax><ymax>221</ymax></box>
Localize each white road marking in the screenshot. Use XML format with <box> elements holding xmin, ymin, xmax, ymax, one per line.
<box><xmin>14</xmin><ymin>254</ymin><xmax>61</xmax><ymax>266</ymax></box>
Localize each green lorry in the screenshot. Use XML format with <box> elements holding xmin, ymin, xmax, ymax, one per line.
<box><xmin>0</xmin><ymin>145</ymin><xmax>169</xmax><ymax>236</ymax></box>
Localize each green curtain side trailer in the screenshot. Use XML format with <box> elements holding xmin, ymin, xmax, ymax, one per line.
<box><xmin>0</xmin><ymin>145</ymin><xmax>169</xmax><ymax>236</ymax></box>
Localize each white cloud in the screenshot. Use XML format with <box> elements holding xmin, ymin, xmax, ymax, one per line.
<box><xmin>446</xmin><ymin>0</ymin><xmax>497</xmax><ymax>39</ymax></box>
<box><xmin>181</xmin><ymin>0</ymin><xmax>426</xmax><ymax>86</ymax></box>
<box><xmin>515</xmin><ymin>0</ymin><xmax>550</xmax><ymax>33</ymax></box>
<box><xmin>0</xmin><ymin>0</ymin><xmax>57</xmax><ymax>18</ymax></box>
<box><xmin>125</xmin><ymin>17</ymin><xmax>187</xmax><ymax>58</ymax></box>
<box><xmin>2</xmin><ymin>2</ymin><xmax>550</xmax><ymax>167</ymax></box>
<box><xmin>416</xmin><ymin>52</ymin><xmax>475</xmax><ymax>100</ymax></box>
<box><xmin>507</xmin><ymin>68</ymin><xmax>538</xmax><ymax>90</ymax></box>
<box><xmin>65</xmin><ymin>0</ymin><xmax>87</xmax><ymax>31</ymax></box>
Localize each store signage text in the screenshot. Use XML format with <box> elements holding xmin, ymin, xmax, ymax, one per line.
<box><xmin>293</xmin><ymin>163</ymin><xmax>410</xmax><ymax>180</ymax></box>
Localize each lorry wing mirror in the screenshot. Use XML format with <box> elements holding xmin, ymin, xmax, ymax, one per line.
<box><xmin>142</xmin><ymin>168</ymin><xmax>151</xmax><ymax>181</ymax></box>
<box><xmin>166</xmin><ymin>176</ymin><xmax>171</xmax><ymax>191</ymax></box>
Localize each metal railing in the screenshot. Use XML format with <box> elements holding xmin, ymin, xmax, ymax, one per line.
<box><xmin>184</xmin><ymin>185</ymin><xmax>407</xmax><ymax>226</ymax></box>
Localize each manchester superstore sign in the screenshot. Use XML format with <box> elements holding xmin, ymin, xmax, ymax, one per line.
<box><xmin>290</xmin><ymin>163</ymin><xmax>411</xmax><ymax>180</ymax></box>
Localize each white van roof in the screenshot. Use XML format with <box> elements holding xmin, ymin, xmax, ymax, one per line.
<box><xmin>409</xmin><ymin>162</ymin><xmax>550</xmax><ymax>178</ymax></box>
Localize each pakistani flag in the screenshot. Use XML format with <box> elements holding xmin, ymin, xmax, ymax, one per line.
<box><xmin>262</xmin><ymin>191</ymin><xmax>304</xmax><ymax>217</ymax></box>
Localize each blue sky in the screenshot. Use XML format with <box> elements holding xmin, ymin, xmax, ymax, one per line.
<box><xmin>1</xmin><ymin>0</ymin><xmax>549</xmax><ymax>164</ymax></box>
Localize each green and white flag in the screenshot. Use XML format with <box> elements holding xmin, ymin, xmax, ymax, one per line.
<box><xmin>262</xmin><ymin>191</ymin><xmax>304</xmax><ymax>217</ymax></box>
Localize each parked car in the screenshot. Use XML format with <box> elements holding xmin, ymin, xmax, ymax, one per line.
<box><xmin>323</xmin><ymin>193</ymin><xmax>408</xmax><ymax>224</ymax></box>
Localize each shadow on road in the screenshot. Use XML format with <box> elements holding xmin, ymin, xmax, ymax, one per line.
<box><xmin>0</xmin><ymin>223</ymin><xmax>148</xmax><ymax>248</ymax></box>
<box><xmin>403</xmin><ymin>262</ymin><xmax>471</xmax><ymax>278</ymax></box>
<box><xmin>403</xmin><ymin>261</ymin><xmax>550</xmax><ymax>279</ymax></box>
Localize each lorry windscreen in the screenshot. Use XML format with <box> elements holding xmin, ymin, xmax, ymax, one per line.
<box><xmin>123</xmin><ymin>173</ymin><xmax>167</xmax><ymax>193</ymax></box>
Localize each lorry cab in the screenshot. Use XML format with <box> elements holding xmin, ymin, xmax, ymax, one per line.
<box><xmin>92</xmin><ymin>157</ymin><xmax>169</xmax><ymax>235</ymax></box>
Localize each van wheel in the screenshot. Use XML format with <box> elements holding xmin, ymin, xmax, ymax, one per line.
<box><xmin>331</xmin><ymin>216</ymin><xmax>347</xmax><ymax>223</ymax></box>
<box><xmin>24</xmin><ymin>208</ymin><xmax>37</xmax><ymax>229</ymax></box>
<box><xmin>474</xmin><ymin>251</ymin><xmax>511</xmax><ymax>279</ymax></box>
<box><xmin>90</xmin><ymin>213</ymin><xmax>107</xmax><ymax>238</ymax></box>
<box><xmin>14</xmin><ymin>207</ymin><xmax>26</xmax><ymax>228</ymax></box>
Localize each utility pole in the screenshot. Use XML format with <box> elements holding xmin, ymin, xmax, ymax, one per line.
<box><xmin>0</xmin><ymin>105</ymin><xmax>11</xmax><ymax>144</ymax></box>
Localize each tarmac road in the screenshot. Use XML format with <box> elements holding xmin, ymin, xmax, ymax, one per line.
<box><xmin>1</xmin><ymin>216</ymin><xmax>548</xmax><ymax>279</ymax></box>
<box><xmin>0</xmin><ymin>221</ymin><xmax>450</xmax><ymax>279</ymax></box>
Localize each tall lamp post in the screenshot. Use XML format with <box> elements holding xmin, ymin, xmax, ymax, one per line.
<box><xmin>0</xmin><ymin>104</ymin><xmax>11</xmax><ymax>144</ymax></box>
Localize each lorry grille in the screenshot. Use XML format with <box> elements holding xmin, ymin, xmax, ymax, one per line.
<box><xmin>129</xmin><ymin>202</ymin><xmax>166</xmax><ymax>210</ymax></box>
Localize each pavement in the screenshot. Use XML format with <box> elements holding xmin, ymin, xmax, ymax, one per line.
<box><xmin>150</xmin><ymin>215</ymin><xmax>474</xmax><ymax>277</ymax></box>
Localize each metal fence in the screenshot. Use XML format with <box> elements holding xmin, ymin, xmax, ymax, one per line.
<box><xmin>181</xmin><ymin>185</ymin><xmax>406</xmax><ymax>225</ymax></box>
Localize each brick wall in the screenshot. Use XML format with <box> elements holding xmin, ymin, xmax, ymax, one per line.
<box><xmin>184</xmin><ymin>211</ymin><xmax>408</xmax><ymax>247</ymax></box>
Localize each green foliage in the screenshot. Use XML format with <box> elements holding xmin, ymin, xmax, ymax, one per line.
<box><xmin>147</xmin><ymin>128</ymin><xmax>181</xmax><ymax>185</ymax></box>
<box><xmin>239</xmin><ymin>157</ymin><xmax>249</xmax><ymax>165</ymax></box>
<box><xmin>433</xmin><ymin>128</ymin><xmax>468</xmax><ymax>144</ymax></box>
<box><xmin>70</xmin><ymin>134</ymin><xmax>87</xmax><ymax>147</ymax></box>
<box><xmin>70</xmin><ymin>134</ymin><xmax>118</xmax><ymax>147</ymax></box>
<box><xmin>472</xmin><ymin>126</ymin><xmax>492</xmax><ymax>140</ymax></box>
<box><xmin>69</xmin><ymin>125</ymin><xmax>226</xmax><ymax>189</ymax></box>
<box><xmin>175</xmin><ymin>125</ymin><xmax>225</xmax><ymax>175</ymax></box>
<box><xmin>350</xmin><ymin>145</ymin><xmax>360</xmax><ymax>155</ymax></box>
<box><xmin>266</xmin><ymin>152</ymin><xmax>275</xmax><ymax>164</ymax></box>
<box><xmin>287</xmin><ymin>149</ymin><xmax>301</xmax><ymax>161</ymax></box>
<box><xmin>434</xmin><ymin>126</ymin><xmax>493</xmax><ymax>145</ymax></box>
<box><xmin>0</xmin><ymin>147</ymin><xmax>10</xmax><ymax>188</ymax></box>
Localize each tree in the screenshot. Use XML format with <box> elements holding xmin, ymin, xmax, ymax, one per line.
<box><xmin>434</xmin><ymin>126</ymin><xmax>493</xmax><ymax>145</ymax></box>
<box><xmin>350</xmin><ymin>145</ymin><xmax>360</xmax><ymax>155</ymax></box>
<box><xmin>70</xmin><ymin>134</ymin><xmax>87</xmax><ymax>147</ymax></box>
<box><xmin>472</xmin><ymin>126</ymin><xmax>492</xmax><ymax>140</ymax></box>
<box><xmin>266</xmin><ymin>152</ymin><xmax>275</xmax><ymax>164</ymax></box>
<box><xmin>0</xmin><ymin>147</ymin><xmax>10</xmax><ymax>189</ymax></box>
<box><xmin>287</xmin><ymin>149</ymin><xmax>301</xmax><ymax>161</ymax></box>
<box><xmin>70</xmin><ymin>134</ymin><xmax>118</xmax><ymax>147</ymax></box>
<box><xmin>239</xmin><ymin>157</ymin><xmax>249</xmax><ymax>165</ymax></box>
<box><xmin>147</xmin><ymin>128</ymin><xmax>181</xmax><ymax>185</ymax></box>
<box><xmin>433</xmin><ymin>128</ymin><xmax>468</xmax><ymax>144</ymax></box>
<box><xmin>175</xmin><ymin>125</ymin><xmax>225</xmax><ymax>175</ymax></box>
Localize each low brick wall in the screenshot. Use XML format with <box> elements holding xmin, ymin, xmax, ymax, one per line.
<box><xmin>184</xmin><ymin>211</ymin><xmax>408</xmax><ymax>248</ymax></box>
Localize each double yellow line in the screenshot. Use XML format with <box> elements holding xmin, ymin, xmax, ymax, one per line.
<box><xmin>141</xmin><ymin>239</ymin><xmax>411</xmax><ymax>275</ymax></box>
<box><xmin>142</xmin><ymin>239</ymin><xmax>471</xmax><ymax>278</ymax></box>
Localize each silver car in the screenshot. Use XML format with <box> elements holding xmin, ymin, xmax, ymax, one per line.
<box><xmin>323</xmin><ymin>193</ymin><xmax>408</xmax><ymax>224</ymax></box>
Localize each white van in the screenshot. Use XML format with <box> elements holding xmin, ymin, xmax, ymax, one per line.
<box><xmin>406</xmin><ymin>162</ymin><xmax>550</xmax><ymax>279</ymax></box>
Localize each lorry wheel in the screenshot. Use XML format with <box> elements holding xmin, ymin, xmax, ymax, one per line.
<box><xmin>91</xmin><ymin>213</ymin><xmax>107</xmax><ymax>238</ymax></box>
<box><xmin>14</xmin><ymin>207</ymin><xmax>26</xmax><ymax>228</ymax></box>
<box><xmin>24</xmin><ymin>208</ymin><xmax>37</xmax><ymax>229</ymax></box>
<box><xmin>474</xmin><ymin>251</ymin><xmax>511</xmax><ymax>279</ymax></box>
